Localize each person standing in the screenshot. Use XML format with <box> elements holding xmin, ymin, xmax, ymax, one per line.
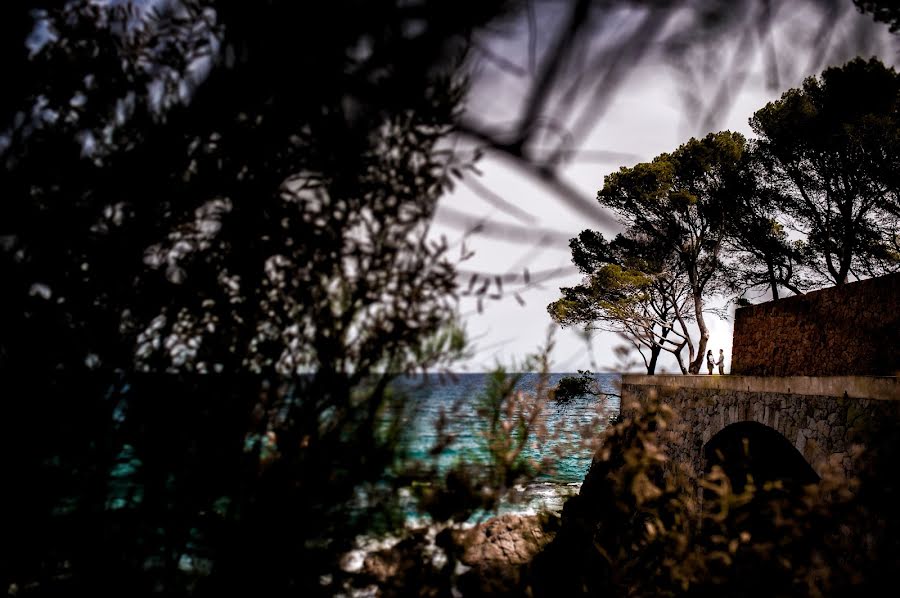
<box><xmin>706</xmin><ymin>350</ymin><xmax>715</xmax><ymax>375</ymax></box>
<box><xmin>717</xmin><ymin>349</ymin><xmax>725</xmax><ymax>375</ymax></box>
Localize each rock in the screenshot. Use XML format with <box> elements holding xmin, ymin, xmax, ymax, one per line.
<box><xmin>361</xmin><ymin>551</ymin><xmax>401</xmax><ymax>583</ymax></box>
<box><xmin>455</xmin><ymin>513</ymin><xmax>554</xmax><ymax>566</ymax></box>
<box><xmin>453</xmin><ymin>513</ymin><xmax>558</xmax><ymax>594</ymax></box>
<box><xmin>350</xmin><ymin>514</ymin><xmax>558</xmax><ymax>595</ymax></box>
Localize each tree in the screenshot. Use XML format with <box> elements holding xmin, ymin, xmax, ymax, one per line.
<box><xmin>722</xmin><ymin>152</ymin><xmax>814</xmax><ymax>301</ymax></box>
<box><xmin>856</xmin><ymin>0</ymin><xmax>900</xmax><ymax>32</ymax></box>
<box><xmin>0</xmin><ymin>1</ymin><xmax>505</xmax><ymax>593</ymax></box>
<box><xmin>750</xmin><ymin>57</ymin><xmax>900</xmax><ymax>286</ymax></box>
<box><xmin>549</xmin><ymin>231</ymin><xmax>692</xmax><ymax>374</ymax></box>
<box><xmin>596</xmin><ymin>132</ymin><xmax>744</xmax><ymax>374</ymax></box>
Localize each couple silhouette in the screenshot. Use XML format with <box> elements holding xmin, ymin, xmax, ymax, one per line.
<box><xmin>706</xmin><ymin>349</ymin><xmax>725</xmax><ymax>375</ymax></box>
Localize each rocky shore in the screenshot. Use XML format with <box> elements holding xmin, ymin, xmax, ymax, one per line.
<box><xmin>341</xmin><ymin>512</ymin><xmax>559</xmax><ymax>595</ymax></box>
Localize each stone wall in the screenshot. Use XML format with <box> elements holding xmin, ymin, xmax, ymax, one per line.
<box><xmin>621</xmin><ymin>375</ymin><xmax>900</xmax><ymax>481</ymax></box>
<box><xmin>731</xmin><ymin>273</ymin><xmax>900</xmax><ymax>376</ymax></box>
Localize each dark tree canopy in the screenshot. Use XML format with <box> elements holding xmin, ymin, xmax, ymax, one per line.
<box><xmin>549</xmin><ymin>231</ymin><xmax>692</xmax><ymax>374</ymax></box>
<box><xmin>722</xmin><ymin>154</ymin><xmax>814</xmax><ymax>301</ymax></box>
<box><xmin>856</xmin><ymin>0</ymin><xmax>900</xmax><ymax>32</ymax></box>
<box><xmin>596</xmin><ymin>131</ymin><xmax>745</xmax><ymax>373</ymax></box>
<box><xmin>555</xmin><ymin>56</ymin><xmax>900</xmax><ymax>376</ymax></box>
<box><xmin>750</xmin><ymin>56</ymin><xmax>900</xmax><ymax>285</ymax></box>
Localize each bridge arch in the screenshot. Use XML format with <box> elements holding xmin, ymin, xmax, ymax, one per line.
<box><xmin>703</xmin><ymin>421</ymin><xmax>820</xmax><ymax>491</ymax></box>
<box><xmin>621</xmin><ymin>374</ymin><xmax>899</xmax><ymax>483</ymax></box>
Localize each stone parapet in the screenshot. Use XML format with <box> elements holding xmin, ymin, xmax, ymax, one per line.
<box><xmin>622</xmin><ymin>374</ymin><xmax>899</xmax><ymax>401</ymax></box>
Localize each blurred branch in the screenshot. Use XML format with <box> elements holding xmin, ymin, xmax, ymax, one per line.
<box><xmin>436</xmin><ymin>204</ymin><xmax>574</xmax><ymax>245</ymax></box>
<box><xmin>461</xmin><ymin>174</ymin><xmax>538</xmax><ymax>224</ymax></box>
<box><xmin>515</xmin><ymin>0</ymin><xmax>591</xmax><ymax>150</ymax></box>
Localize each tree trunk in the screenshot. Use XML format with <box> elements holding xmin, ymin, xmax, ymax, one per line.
<box><xmin>674</xmin><ymin>312</ymin><xmax>693</xmax><ymax>373</ymax></box>
<box><xmin>767</xmin><ymin>261</ymin><xmax>779</xmax><ymax>301</ymax></box>
<box><xmin>824</xmin><ymin>246</ymin><xmax>844</xmax><ymax>285</ymax></box>
<box><xmin>647</xmin><ymin>325</ymin><xmax>674</xmax><ymax>374</ymax></box>
<box><xmin>674</xmin><ymin>350</ymin><xmax>687</xmax><ymax>375</ymax></box>
<box><xmin>647</xmin><ymin>344</ymin><xmax>661</xmax><ymax>374</ymax></box>
<box><xmin>836</xmin><ymin>255</ymin><xmax>850</xmax><ymax>285</ymax></box>
<box><xmin>688</xmin><ymin>283</ymin><xmax>709</xmax><ymax>374</ymax></box>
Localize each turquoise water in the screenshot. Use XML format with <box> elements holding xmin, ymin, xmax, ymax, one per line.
<box><xmin>388</xmin><ymin>372</ymin><xmax>621</xmax><ymax>517</ymax></box>
<box><xmin>98</xmin><ymin>373</ymin><xmax>620</xmax><ymax>525</ymax></box>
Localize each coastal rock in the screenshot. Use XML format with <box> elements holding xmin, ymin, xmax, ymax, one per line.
<box><xmin>453</xmin><ymin>513</ymin><xmax>558</xmax><ymax>594</ymax></box>
<box><xmin>455</xmin><ymin>513</ymin><xmax>554</xmax><ymax>567</ymax></box>
<box><xmin>354</xmin><ymin>513</ymin><xmax>558</xmax><ymax>595</ymax></box>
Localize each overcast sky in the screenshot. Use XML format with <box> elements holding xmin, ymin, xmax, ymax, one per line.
<box><xmin>428</xmin><ymin>1</ymin><xmax>900</xmax><ymax>373</ymax></box>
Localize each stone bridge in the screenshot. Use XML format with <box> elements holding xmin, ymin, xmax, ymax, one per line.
<box><xmin>620</xmin><ymin>274</ymin><xmax>900</xmax><ymax>483</ymax></box>
<box><xmin>621</xmin><ymin>375</ymin><xmax>900</xmax><ymax>482</ymax></box>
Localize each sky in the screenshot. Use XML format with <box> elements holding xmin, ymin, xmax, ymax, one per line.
<box><xmin>428</xmin><ymin>1</ymin><xmax>900</xmax><ymax>373</ymax></box>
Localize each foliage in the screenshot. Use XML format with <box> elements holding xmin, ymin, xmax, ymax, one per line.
<box><xmin>593</xmin><ymin>131</ymin><xmax>745</xmax><ymax>373</ymax></box>
<box><xmin>530</xmin><ymin>392</ymin><xmax>900</xmax><ymax>597</ymax></box>
<box><xmin>552</xmin><ymin>369</ymin><xmax>604</xmax><ymax>405</ymax></box>
<box><xmin>855</xmin><ymin>0</ymin><xmax>900</xmax><ymax>32</ymax></box>
<box><xmin>550</xmin><ymin>230</ymin><xmax>693</xmax><ymax>374</ymax></box>
<box><xmin>411</xmin><ymin>336</ymin><xmax>564</xmax><ymax>524</ymax></box>
<box><xmin>556</xmin><ymin>58</ymin><xmax>900</xmax><ymax>376</ymax></box>
<box><xmin>2</xmin><ymin>0</ymin><xmax>494</xmax><ymax>379</ymax></box>
<box><xmin>750</xmin><ymin>57</ymin><xmax>900</xmax><ymax>285</ymax></box>
<box><xmin>0</xmin><ymin>1</ymin><xmax>509</xmax><ymax>594</ymax></box>
<box><xmin>722</xmin><ymin>156</ymin><xmax>816</xmax><ymax>301</ymax></box>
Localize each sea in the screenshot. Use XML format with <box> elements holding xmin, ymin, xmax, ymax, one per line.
<box><xmin>385</xmin><ymin>372</ymin><xmax>621</xmax><ymax>521</ymax></box>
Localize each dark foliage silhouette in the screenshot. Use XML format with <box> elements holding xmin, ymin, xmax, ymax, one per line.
<box><xmin>530</xmin><ymin>392</ymin><xmax>900</xmax><ymax>597</ymax></box>
<box><xmin>750</xmin><ymin>57</ymin><xmax>900</xmax><ymax>286</ymax></box>
<box><xmin>1</xmin><ymin>1</ymin><xmax>506</xmax><ymax>594</ymax></box>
